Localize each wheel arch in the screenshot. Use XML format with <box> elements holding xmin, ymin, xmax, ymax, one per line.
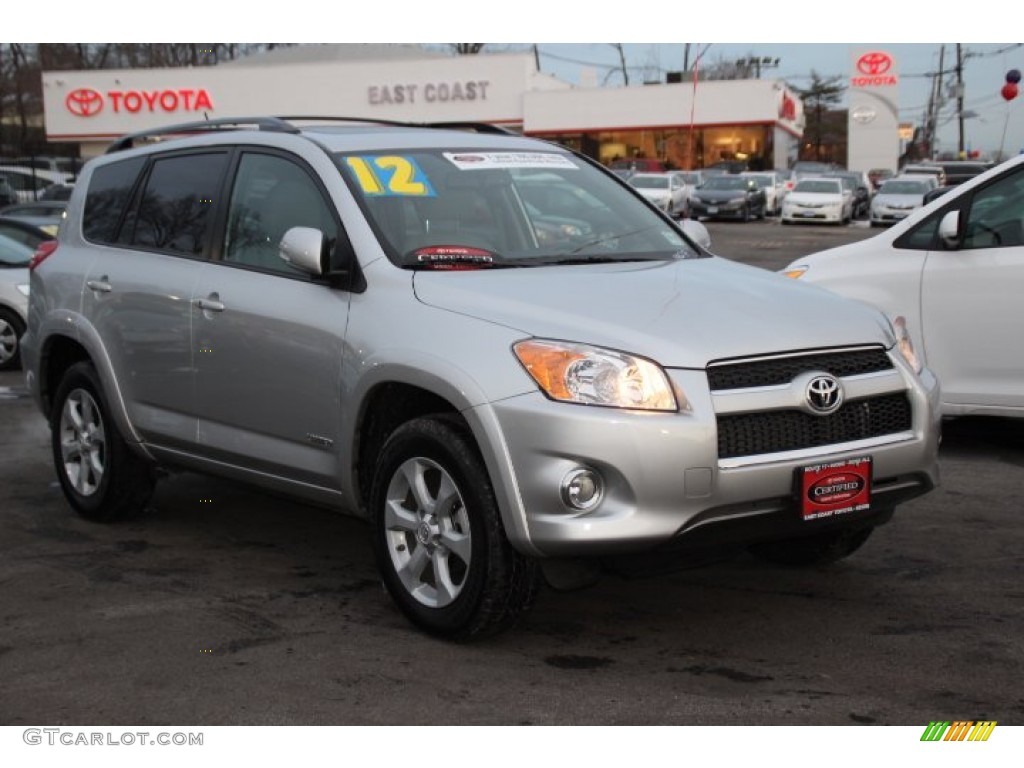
<box><xmin>345</xmin><ymin>363</ymin><xmax>538</xmax><ymax>557</ymax></box>
<box><xmin>36</xmin><ymin>318</ymin><xmax>150</xmax><ymax>457</ymax></box>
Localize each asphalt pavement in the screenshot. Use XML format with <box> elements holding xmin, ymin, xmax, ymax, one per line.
<box><xmin>1</xmin><ymin>220</ymin><xmax>1021</xmax><ymax>725</ymax></box>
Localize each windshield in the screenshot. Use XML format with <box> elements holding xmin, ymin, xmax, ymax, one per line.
<box><xmin>678</xmin><ymin>173</ymin><xmax>700</xmax><ymax>185</ymax></box>
<box><xmin>880</xmin><ymin>180</ymin><xmax>929</xmax><ymax>195</ymax></box>
<box><xmin>793</xmin><ymin>180</ymin><xmax>841</xmax><ymax>194</ymax></box>
<box><xmin>338</xmin><ymin>150</ymin><xmax>699</xmax><ymax>268</ymax></box>
<box><xmin>0</xmin><ymin>232</ymin><xmax>33</xmax><ymax>266</ymax></box>
<box><xmin>747</xmin><ymin>175</ymin><xmax>773</xmax><ymax>188</ymax></box>
<box><xmin>703</xmin><ymin>176</ymin><xmax>748</xmax><ymax>191</ymax></box>
<box><xmin>629</xmin><ymin>175</ymin><xmax>669</xmax><ymax>190</ymax></box>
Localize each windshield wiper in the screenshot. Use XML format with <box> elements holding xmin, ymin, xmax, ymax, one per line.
<box><xmin>566</xmin><ymin>224</ymin><xmax>661</xmax><ymax>255</ymax></box>
<box><xmin>530</xmin><ymin>254</ymin><xmax>659</xmax><ymax>266</ymax></box>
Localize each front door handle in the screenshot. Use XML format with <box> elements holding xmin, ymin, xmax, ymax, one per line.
<box><xmin>86</xmin><ymin>277</ymin><xmax>112</xmax><ymax>293</ymax></box>
<box><xmin>194</xmin><ymin>294</ymin><xmax>225</xmax><ymax>313</ymax></box>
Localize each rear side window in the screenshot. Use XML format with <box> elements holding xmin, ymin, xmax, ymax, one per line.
<box><xmin>129</xmin><ymin>152</ymin><xmax>228</xmax><ymax>256</ymax></box>
<box><xmin>83</xmin><ymin>157</ymin><xmax>145</xmax><ymax>244</ymax></box>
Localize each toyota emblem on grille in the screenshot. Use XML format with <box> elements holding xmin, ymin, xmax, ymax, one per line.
<box><xmin>806</xmin><ymin>375</ymin><xmax>843</xmax><ymax>414</ymax></box>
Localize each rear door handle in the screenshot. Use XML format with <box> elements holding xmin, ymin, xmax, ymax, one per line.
<box><xmin>86</xmin><ymin>278</ymin><xmax>112</xmax><ymax>293</ymax></box>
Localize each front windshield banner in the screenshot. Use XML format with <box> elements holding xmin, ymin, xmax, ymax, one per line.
<box><xmin>442</xmin><ymin>152</ymin><xmax>579</xmax><ymax>171</ymax></box>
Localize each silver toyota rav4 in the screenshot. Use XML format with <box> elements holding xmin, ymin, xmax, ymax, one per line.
<box><xmin>23</xmin><ymin>117</ymin><xmax>940</xmax><ymax>639</ymax></box>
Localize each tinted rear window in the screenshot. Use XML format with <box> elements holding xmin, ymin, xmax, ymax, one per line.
<box><xmin>83</xmin><ymin>157</ymin><xmax>146</xmax><ymax>244</ymax></box>
<box><xmin>129</xmin><ymin>153</ymin><xmax>227</xmax><ymax>256</ymax></box>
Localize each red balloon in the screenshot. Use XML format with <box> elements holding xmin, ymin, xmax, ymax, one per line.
<box><xmin>1002</xmin><ymin>83</ymin><xmax>1019</xmax><ymax>101</ymax></box>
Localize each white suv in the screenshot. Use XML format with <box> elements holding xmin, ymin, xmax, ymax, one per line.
<box><xmin>785</xmin><ymin>154</ymin><xmax>1024</xmax><ymax>419</ymax></box>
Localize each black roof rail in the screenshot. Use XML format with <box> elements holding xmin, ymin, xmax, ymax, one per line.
<box><xmin>275</xmin><ymin>115</ymin><xmax>415</xmax><ymax>128</ymax></box>
<box><xmin>105</xmin><ymin>116</ymin><xmax>519</xmax><ymax>155</ymax></box>
<box><xmin>418</xmin><ymin>121</ymin><xmax>517</xmax><ymax>135</ymax></box>
<box><xmin>280</xmin><ymin>116</ymin><xmax>516</xmax><ymax>135</ymax></box>
<box><xmin>105</xmin><ymin>117</ymin><xmax>300</xmax><ymax>154</ymax></box>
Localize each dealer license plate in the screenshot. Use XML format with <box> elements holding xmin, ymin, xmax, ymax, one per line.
<box><xmin>798</xmin><ymin>456</ymin><xmax>872</xmax><ymax>521</ymax></box>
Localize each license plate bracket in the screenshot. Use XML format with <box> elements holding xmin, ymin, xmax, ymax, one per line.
<box><xmin>798</xmin><ymin>456</ymin><xmax>872</xmax><ymax>521</ymax></box>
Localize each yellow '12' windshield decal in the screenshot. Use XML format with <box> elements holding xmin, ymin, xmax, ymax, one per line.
<box><xmin>344</xmin><ymin>156</ymin><xmax>436</xmax><ymax>197</ymax></box>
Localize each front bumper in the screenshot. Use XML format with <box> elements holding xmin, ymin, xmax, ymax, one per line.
<box><xmin>782</xmin><ymin>207</ymin><xmax>843</xmax><ymax>223</ymax></box>
<box><xmin>690</xmin><ymin>201</ymin><xmax>747</xmax><ymax>219</ymax></box>
<box><xmin>871</xmin><ymin>208</ymin><xmax>915</xmax><ymax>224</ymax></box>
<box><xmin>481</xmin><ymin>362</ymin><xmax>940</xmax><ymax>559</ymax></box>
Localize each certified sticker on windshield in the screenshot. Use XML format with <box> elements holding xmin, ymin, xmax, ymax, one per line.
<box><xmin>443</xmin><ymin>152</ymin><xmax>579</xmax><ymax>171</ymax></box>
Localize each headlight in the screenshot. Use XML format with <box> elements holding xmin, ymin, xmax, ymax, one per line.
<box><xmin>891</xmin><ymin>316</ymin><xmax>922</xmax><ymax>373</ymax></box>
<box><xmin>781</xmin><ymin>265</ymin><xmax>807</xmax><ymax>279</ymax></box>
<box><xmin>16</xmin><ymin>283</ymin><xmax>30</xmax><ymax>297</ymax></box>
<box><xmin>513</xmin><ymin>339</ymin><xmax>682</xmax><ymax>412</ymax></box>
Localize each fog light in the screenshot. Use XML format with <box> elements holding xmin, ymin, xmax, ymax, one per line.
<box><xmin>561</xmin><ymin>468</ymin><xmax>604</xmax><ymax>511</ymax></box>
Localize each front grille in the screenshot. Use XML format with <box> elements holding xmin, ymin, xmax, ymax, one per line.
<box><xmin>708</xmin><ymin>348</ymin><xmax>892</xmax><ymax>391</ymax></box>
<box><xmin>717</xmin><ymin>394</ymin><xmax>912</xmax><ymax>459</ymax></box>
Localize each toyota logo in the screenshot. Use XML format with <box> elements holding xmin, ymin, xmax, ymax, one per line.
<box><xmin>856</xmin><ymin>52</ymin><xmax>893</xmax><ymax>76</ymax></box>
<box><xmin>806</xmin><ymin>375</ymin><xmax>843</xmax><ymax>415</ymax></box>
<box><xmin>65</xmin><ymin>88</ymin><xmax>104</xmax><ymax>117</ymax></box>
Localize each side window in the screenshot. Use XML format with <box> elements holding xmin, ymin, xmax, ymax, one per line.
<box><xmin>962</xmin><ymin>167</ymin><xmax>1024</xmax><ymax>250</ymax></box>
<box><xmin>222</xmin><ymin>153</ymin><xmax>337</xmax><ymax>273</ymax></box>
<box><xmin>83</xmin><ymin>157</ymin><xmax>146</xmax><ymax>244</ymax></box>
<box><xmin>129</xmin><ymin>152</ymin><xmax>228</xmax><ymax>256</ymax></box>
<box><xmin>895</xmin><ymin>210</ymin><xmax>944</xmax><ymax>251</ymax></box>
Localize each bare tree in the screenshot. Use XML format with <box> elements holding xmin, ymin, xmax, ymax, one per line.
<box><xmin>611</xmin><ymin>43</ymin><xmax>629</xmax><ymax>85</ymax></box>
<box><xmin>450</xmin><ymin>44</ymin><xmax>485</xmax><ymax>55</ymax></box>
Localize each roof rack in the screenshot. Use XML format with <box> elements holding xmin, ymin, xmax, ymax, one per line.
<box><xmin>279</xmin><ymin>116</ymin><xmax>517</xmax><ymax>135</ymax></box>
<box><xmin>106</xmin><ymin>117</ymin><xmax>299</xmax><ymax>154</ymax></box>
<box><xmin>105</xmin><ymin>116</ymin><xmax>518</xmax><ymax>154</ymax></box>
<box><xmin>418</xmin><ymin>121</ymin><xmax>517</xmax><ymax>136</ymax></box>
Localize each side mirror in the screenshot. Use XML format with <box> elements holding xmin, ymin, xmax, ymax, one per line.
<box><xmin>681</xmin><ymin>219</ymin><xmax>712</xmax><ymax>249</ymax></box>
<box><xmin>279</xmin><ymin>226</ymin><xmax>326</xmax><ymax>276</ymax></box>
<box><xmin>938</xmin><ymin>210</ymin><xmax>960</xmax><ymax>248</ymax></box>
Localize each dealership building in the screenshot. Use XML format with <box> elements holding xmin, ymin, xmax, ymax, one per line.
<box><xmin>43</xmin><ymin>45</ymin><xmax>806</xmax><ymax>170</ymax></box>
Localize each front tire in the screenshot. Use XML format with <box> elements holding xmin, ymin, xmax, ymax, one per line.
<box><xmin>370</xmin><ymin>416</ymin><xmax>541</xmax><ymax>639</ymax></box>
<box><xmin>749</xmin><ymin>525</ymin><xmax>874</xmax><ymax>567</ymax></box>
<box><xmin>50</xmin><ymin>361</ymin><xmax>155</xmax><ymax>522</ymax></box>
<box><xmin>0</xmin><ymin>309</ymin><xmax>24</xmax><ymax>371</ymax></box>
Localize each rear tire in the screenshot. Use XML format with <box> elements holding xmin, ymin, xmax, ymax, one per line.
<box><xmin>0</xmin><ymin>309</ymin><xmax>24</xmax><ymax>371</ymax></box>
<box><xmin>749</xmin><ymin>526</ymin><xmax>874</xmax><ymax>567</ymax></box>
<box><xmin>370</xmin><ymin>416</ymin><xmax>541</xmax><ymax>640</ymax></box>
<box><xmin>50</xmin><ymin>361</ymin><xmax>155</xmax><ymax>522</ymax></box>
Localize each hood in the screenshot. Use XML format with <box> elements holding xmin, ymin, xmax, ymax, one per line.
<box><xmin>693</xmin><ymin>188</ymin><xmax>748</xmax><ymax>203</ymax></box>
<box><xmin>413</xmin><ymin>257</ymin><xmax>893</xmax><ymax>369</ymax></box>
<box><xmin>786</xmin><ymin>191</ymin><xmax>841</xmax><ymax>205</ymax></box>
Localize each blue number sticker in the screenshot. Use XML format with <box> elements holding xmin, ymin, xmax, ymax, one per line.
<box><xmin>344</xmin><ymin>156</ymin><xmax>436</xmax><ymax>197</ymax></box>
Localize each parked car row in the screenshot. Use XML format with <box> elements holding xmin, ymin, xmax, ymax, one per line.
<box><xmin>0</xmin><ymin>165</ymin><xmax>74</xmax><ymax>203</ymax></box>
<box><xmin>0</xmin><ymin>218</ymin><xmax>52</xmax><ymax>371</ymax></box>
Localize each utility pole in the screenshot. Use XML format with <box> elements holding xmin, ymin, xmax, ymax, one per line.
<box><xmin>683</xmin><ymin>43</ymin><xmax>691</xmax><ymax>73</ymax></box>
<box><xmin>956</xmin><ymin>43</ymin><xmax>966</xmax><ymax>157</ymax></box>
<box><xmin>925</xmin><ymin>45</ymin><xmax>945</xmax><ymax>159</ymax></box>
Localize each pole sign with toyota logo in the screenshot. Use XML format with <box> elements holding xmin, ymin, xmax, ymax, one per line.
<box><xmin>851</xmin><ymin>51</ymin><xmax>898</xmax><ymax>87</ymax></box>
<box><xmin>847</xmin><ymin>47</ymin><xmax>899</xmax><ymax>175</ymax></box>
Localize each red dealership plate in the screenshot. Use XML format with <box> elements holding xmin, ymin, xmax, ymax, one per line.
<box><xmin>798</xmin><ymin>456</ymin><xmax>872</xmax><ymax>521</ymax></box>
